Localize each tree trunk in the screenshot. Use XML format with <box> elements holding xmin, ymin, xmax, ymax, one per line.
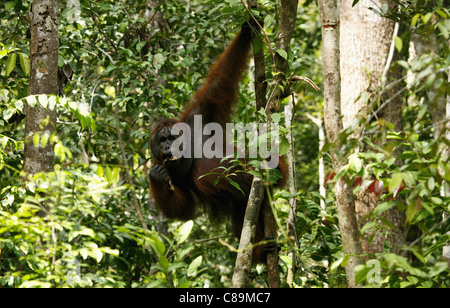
<box><xmin>340</xmin><ymin>0</ymin><xmax>405</xmax><ymax>255</ymax></box>
<box><xmin>24</xmin><ymin>0</ymin><xmax>59</xmax><ymax>176</ymax></box>
<box><xmin>318</xmin><ymin>0</ymin><xmax>363</xmax><ymax>288</ymax></box>
<box><xmin>231</xmin><ymin>176</ymin><xmax>265</xmax><ymax>288</ymax></box>
<box><xmin>231</xmin><ymin>0</ymin><xmax>298</xmax><ymax>287</ymax></box>
<box><xmin>340</xmin><ymin>0</ymin><xmax>396</xmax><ymax>128</ymax></box>
<box><xmin>266</xmin><ymin>0</ymin><xmax>299</xmax><ymax>115</ymax></box>
<box><xmin>263</xmin><ymin>0</ymin><xmax>298</xmax><ymax>288</ymax></box>
<box><xmin>285</xmin><ymin>101</ymin><xmax>299</xmax><ymax>287</ymax></box>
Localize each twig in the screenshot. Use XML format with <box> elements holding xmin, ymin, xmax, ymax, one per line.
<box><xmin>381</xmin><ymin>21</ymin><xmax>399</xmax><ymax>87</ymax></box>
<box><xmin>290</xmin><ymin>76</ymin><xmax>321</xmax><ymax>92</ymax></box>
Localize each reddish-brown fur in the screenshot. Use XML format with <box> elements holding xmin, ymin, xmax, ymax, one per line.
<box><xmin>150</xmin><ymin>24</ymin><xmax>287</xmax><ymax>263</ymax></box>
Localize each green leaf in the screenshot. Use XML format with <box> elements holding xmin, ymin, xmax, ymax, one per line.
<box><xmin>3</xmin><ymin>109</ymin><xmax>14</xmax><ymax>121</ymax></box>
<box><xmin>104</xmin><ymin>86</ymin><xmax>115</xmax><ymax>99</ymax></box>
<box><xmin>348</xmin><ymin>154</ymin><xmax>362</xmax><ymax>173</ymax></box>
<box><xmin>279</xmin><ymin>255</ymin><xmax>293</xmax><ymax>267</ymax></box>
<box><xmin>176</xmin><ymin>220</ymin><xmax>193</xmax><ymax>244</ymax></box>
<box><xmin>330</xmin><ymin>252</ymin><xmax>345</xmax><ymax>271</ymax></box>
<box><xmin>408</xmin><ymin>246</ymin><xmax>426</xmax><ymax>264</ymax></box>
<box><xmin>373</xmin><ymin>201</ymin><xmax>395</xmax><ymax>216</ymax></box>
<box><xmin>5</xmin><ymin>1</ymin><xmax>16</xmax><ymax>11</ymax></box>
<box><xmin>105</xmin><ymin>166</ymin><xmax>112</xmax><ymax>181</ymax></box>
<box><xmin>33</xmin><ymin>133</ymin><xmax>40</xmax><ymax>147</ymax></box>
<box><xmin>0</xmin><ymin>49</ymin><xmax>7</xmax><ymax>60</ymax></box>
<box><xmin>429</xmin><ymin>262</ymin><xmax>448</xmax><ymax>277</ymax></box>
<box><xmin>394</xmin><ymin>36</ymin><xmax>403</xmax><ymax>53</ymax></box>
<box><xmin>111</xmin><ymin>167</ymin><xmax>120</xmax><ymax>184</ymax></box>
<box><xmin>279</xmin><ymin>136</ymin><xmax>290</xmax><ymax>156</ymax></box>
<box><xmin>228</xmin><ymin>178</ymin><xmax>245</xmax><ymax>195</ymax></box>
<box><xmin>187</xmin><ymin>256</ymin><xmax>202</xmax><ymax>277</ymax></box>
<box><xmin>437</xmin><ymin>22</ymin><xmax>449</xmax><ymax>40</ymax></box>
<box><xmin>382</xmin><ymin>253</ymin><xmax>427</xmax><ymax>277</ymax></box>
<box><xmin>152</xmin><ymin>236</ymin><xmax>166</xmax><ymax>256</ymax></box>
<box><xmin>47</xmin><ymin>95</ymin><xmax>57</xmax><ymax>110</ymax></box>
<box><xmin>247</xmin><ymin>170</ymin><xmax>261</xmax><ymax>178</ymax></box>
<box><xmin>94</xmin><ymin>249</ymin><xmax>103</xmax><ymax>262</ymax></box>
<box><xmin>427</xmin><ymin>177</ymin><xmax>435</xmax><ymax>191</ymax></box>
<box><xmin>355</xmin><ymin>264</ymin><xmax>371</xmax><ymax>285</ymax></box>
<box><xmin>276</xmin><ymin>49</ymin><xmax>288</xmax><ymax>60</ymax></box>
<box><xmin>38</xmin><ymin>94</ymin><xmax>48</xmax><ymax>108</ymax></box>
<box><xmin>71</xmin><ymin>227</ymin><xmax>96</xmax><ymax>240</ymax></box>
<box><xmin>58</xmin><ymin>54</ymin><xmax>65</xmax><ymax>67</ymax></box>
<box><xmin>19</xmin><ymin>53</ymin><xmax>30</xmax><ymax>76</ymax></box>
<box><xmin>100</xmin><ymin>247</ymin><xmax>120</xmax><ymax>257</ymax></box>
<box><xmin>5</xmin><ymin>53</ymin><xmax>16</xmax><ymax>76</ymax></box>
<box><xmin>271</xmin><ymin>113</ymin><xmax>281</xmax><ymax>123</ymax></box>
<box><xmin>136</xmin><ymin>41</ymin><xmax>147</xmax><ymax>52</ymax></box>
<box><xmin>422</xmin><ymin>13</ymin><xmax>432</xmax><ymax>24</ymax></box>
<box><xmin>40</xmin><ymin>132</ymin><xmax>49</xmax><ymax>147</ymax></box>
<box><xmin>405</xmin><ymin>199</ymin><xmax>418</xmax><ymax>224</ymax></box>
<box><xmin>411</xmin><ymin>13</ymin><xmax>420</xmax><ymax>27</ymax></box>
<box><xmin>389</xmin><ymin>173</ymin><xmax>403</xmax><ymax>194</ymax></box>
<box><xmin>154</xmin><ymin>53</ymin><xmax>165</xmax><ymax>68</ymax></box>
<box><xmin>158</xmin><ymin>255</ymin><xmax>169</xmax><ymax>271</ymax></box>
<box><xmin>96</xmin><ymin>165</ymin><xmax>104</xmax><ymax>177</ymax></box>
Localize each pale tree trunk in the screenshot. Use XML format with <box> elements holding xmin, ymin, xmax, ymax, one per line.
<box><xmin>340</xmin><ymin>0</ymin><xmax>396</xmax><ymax>128</ymax></box>
<box><xmin>231</xmin><ymin>0</ymin><xmax>265</xmax><ymax>289</ymax></box>
<box><xmin>231</xmin><ymin>176</ymin><xmax>265</xmax><ymax>288</ymax></box>
<box><xmin>318</xmin><ymin>0</ymin><xmax>362</xmax><ymax>288</ymax></box>
<box><xmin>306</xmin><ymin>112</ymin><xmax>326</xmax><ymax>211</ymax></box>
<box><xmin>285</xmin><ymin>101</ymin><xmax>299</xmax><ymax>287</ymax></box>
<box><xmin>340</xmin><ymin>0</ymin><xmax>405</xmax><ymax>255</ymax></box>
<box><xmin>24</xmin><ymin>0</ymin><xmax>59</xmax><ymax>176</ymax></box>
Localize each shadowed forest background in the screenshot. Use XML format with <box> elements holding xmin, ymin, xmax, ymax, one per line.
<box><xmin>0</xmin><ymin>0</ymin><xmax>449</xmax><ymax>288</ymax></box>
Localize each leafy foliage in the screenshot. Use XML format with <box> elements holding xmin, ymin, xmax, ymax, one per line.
<box><xmin>0</xmin><ymin>0</ymin><xmax>449</xmax><ymax>288</ymax></box>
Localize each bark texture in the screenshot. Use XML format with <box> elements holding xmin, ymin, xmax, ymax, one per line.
<box><xmin>340</xmin><ymin>0</ymin><xmax>405</xmax><ymax>255</ymax></box>
<box><xmin>318</xmin><ymin>0</ymin><xmax>363</xmax><ymax>287</ymax></box>
<box><xmin>231</xmin><ymin>176</ymin><xmax>264</xmax><ymax>288</ymax></box>
<box><xmin>24</xmin><ymin>0</ymin><xmax>59</xmax><ymax>175</ymax></box>
<box><xmin>340</xmin><ymin>0</ymin><xmax>395</xmax><ymax>128</ymax></box>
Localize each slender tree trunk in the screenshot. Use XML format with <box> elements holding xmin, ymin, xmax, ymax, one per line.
<box><xmin>264</xmin><ymin>0</ymin><xmax>298</xmax><ymax>288</ymax></box>
<box><xmin>231</xmin><ymin>1</ymin><xmax>270</xmax><ymax>288</ymax></box>
<box><xmin>231</xmin><ymin>176</ymin><xmax>265</xmax><ymax>288</ymax></box>
<box><xmin>285</xmin><ymin>100</ymin><xmax>299</xmax><ymax>287</ymax></box>
<box><xmin>306</xmin><ymin>112</ymin><xmax>326</xmax><ymax>212</ymax></box>
<box><xmin>318</xmin><ymin>0</ymin><xmax>362</xmax><ymax>288</ymax></box>
<box><xmin>232</xmin><ymin>0</ymin><xmax>298</xmax><ymax>288</ymax></box>
<box><xmin>266</xmin><ymin>0</ymin><xmax>299</xmax><ymax>115</ymax></box>
<box><xmin>24</xmin><ymin>0</ymin><xmax>59</xmax><ymax>176</ymax></box>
